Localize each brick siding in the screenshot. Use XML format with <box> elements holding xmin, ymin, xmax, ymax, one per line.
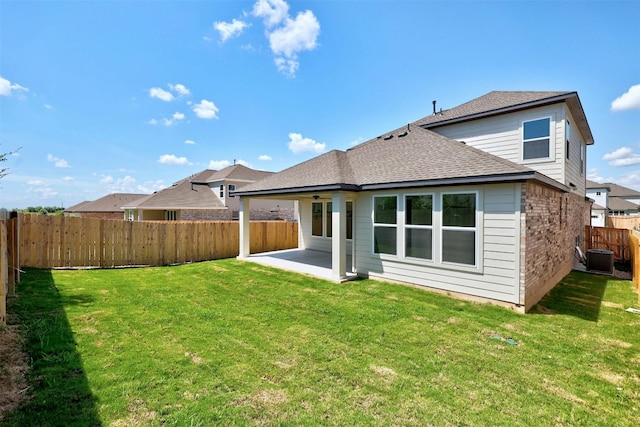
<box><xmin>520</xmin><ymin>182</ymin><xmax>587</xmax><ymax>310</ymax></box>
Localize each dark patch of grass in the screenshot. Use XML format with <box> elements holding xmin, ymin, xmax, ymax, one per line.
<box><xmin>3</xmin><ymin>261</ymin><xmax>640</xmax><ymax>426</ymax></box>
<box><xmin>1</xmin><ymin>269</ymin><xmax>101</xmax><ymax>427</ymax></box>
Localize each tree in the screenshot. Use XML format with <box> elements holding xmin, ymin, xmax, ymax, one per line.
<box><xmin>0</xmin><ymin>147</ymin><xmax>19</xmax><ymax>180</ymax></box>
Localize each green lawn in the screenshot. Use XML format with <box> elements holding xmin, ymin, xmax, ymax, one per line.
<box><xmin>2</xmin><ymin>260</ymin><xmax>639</xmax><ymax>426</ymax></box>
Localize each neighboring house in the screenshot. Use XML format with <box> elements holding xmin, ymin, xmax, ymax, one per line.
<box><xmin>235</xmin><ymin>91</ymin><xmax>594</xmax><ymax>312</ymax></box>
<box><xmin>123</xmin><ymin>165</ymin><xmax>296</xmax><ymax>221</ymax></box>
<box><xmin>586</xmin><ymin>180</ymin><xmax>640</xmax><ymax>224</ymax></box>
<box><xmin>65</xmin><ymin>193</ymin><xmax>149</xmax><ymax>219</ymax></box>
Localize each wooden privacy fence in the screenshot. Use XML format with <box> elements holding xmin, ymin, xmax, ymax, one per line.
<box><xmin>1</xmin><ymin>213</ymin><xmax>19</xmax><ymax>326</ymax></box>
<box><xmin>18</xmin><ymin>214</ymin><xmax>298</xmax><ymax>269</ymax></box>
<box><xmin>628</xmin><ymin>230</ymin><xmax>640</xmax><ymax>303</ymax></box>
<box><xmin>584</xmin><ymin>225</ymin><xmax>629</xmax><ymax>263</ymax></box>
<box><xmin>607</xmin><ymin>215</ymin><xmax>640</xmax><ymax>230</ymax></box>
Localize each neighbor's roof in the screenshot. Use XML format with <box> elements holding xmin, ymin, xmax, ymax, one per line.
<box><xmin>65</xmin><ymin>193</ymin><xmax>149</xmax><ymax>212</ymax></box>
<box><xmin>124</xmin><ymin>170</ymin><xmax>224</xmax><ymax>210</ymax></box>
<box><xmin>604</xmin><ymin>182</ymin><xmax>640</xmax><ymax>198</ymax></box>
<box><xmin>235</xmin><ymin>126</ymin><xmax>565</xmax><ymax>197</ymax></box>
<box><xmin>201</xmin><ymin>164</ymin><xmax>274</xmax><ymax>183</ymax></box>
<box><xmin>586</xmin><ymin>180</ymin><xmax>610</xmax><ymax>190</ymax></box>
<box><xmin>607</xmin><ymin>197</ymin><xmax>639</xmax><ymax>212</ymax></box>
<box><xmin>413</xmin><ymin>91</ymin><xmax>594</xmax><ymax>145</ymax></box>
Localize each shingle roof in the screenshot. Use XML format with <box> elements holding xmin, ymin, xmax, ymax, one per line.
<box><xmin>586</xmin><ymin>180</ymin><xmax>610</xmax><ymax>190</ymax></box>
<box><xmin>608</xmin><ymin>197</ymin><xmax>639</xmax><ymax>211</ymax></box>
<box><xmin>413</xmin><ymin>91</ymin><xmax>594</xmax><ymax>145</ymax></box>
<box><xmin>204</xmin><ymin>164</ymin><xmax>274</xmax><ymax>183</ymax></box>
<box><xmin>65</xmin><ymin>193</ymin><xmax>149</xmax><ymax>212</ymax></box>
<box><xmin>125</xmin><ymin>172</ymin><xmax>224</xmax><ymax>210</ymax></box>
<box><xmin>603</xmin><ymin>182</ymin><xmax>640</xmax><ymax>198</ymax></box>
<box><xmin>235</xmin><ymin>126</ymin><xmax>560</xmax><ymax>196</ymax></box>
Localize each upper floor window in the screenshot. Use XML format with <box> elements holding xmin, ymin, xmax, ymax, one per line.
<box><xmin>228</xmin><ymin>184</ymin><xmax>236</xmax><ymax>197</ymax></box>
<box><xmin>523</xmin><ymin>117</ymin><xmax>551</xmax><ymax>160</ymax></box>
<box><xmin>219</xmin><ymin>184</ymin><xmax>224</xmax><ymax>198</ymax></box>
<box><xmin>596</xmin><ymin>191</ymin><xmax>601</xmax><ymax>196</ymax></box>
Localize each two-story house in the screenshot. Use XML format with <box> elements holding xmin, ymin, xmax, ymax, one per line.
<box><xmin>586</xmin><ymin>180</ymin><xmax>640</xmax><ymax>226</ymax></box>
<box><xmin>234</xmin><ymin>91</ymin><xmax>594</xmax><ymax>312</ymax></box>
<box><xmin>123</xmin><ymin>165</ymin><xmax>296</xmax><ymax>221</ymax></box>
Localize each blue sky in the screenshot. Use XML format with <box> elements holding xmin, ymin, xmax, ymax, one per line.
<box><xmin>1</xmin><ymin>0</ymin><xmax>639</xmax><ymax>209</ymax></box>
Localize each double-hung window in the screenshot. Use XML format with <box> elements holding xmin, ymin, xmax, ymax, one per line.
<box><xmin>373</xmin><ymin>196</ymin><xmax>397</xmax><ymax>255</ymax></box>
<box><xmin>523</xmin><ymin>117</ymin><xmax>551</xmax><ymax>160</ymax></box>
<box><xmin>405</xmin><ymin>195</ymin><xmax>433</xmax><ymax>260</ymax></box>
<box><xmin>441</xmin><ymin>193</ymin><xmax>477</xmax><ymax>266</ymax></box>
<box><xmin>228</xmin><ymin>184</ymin><xmax>236</xmax><ymax>197</ymax></box>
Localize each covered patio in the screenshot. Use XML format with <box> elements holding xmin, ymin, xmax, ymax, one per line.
<box><xmin>243</xmin><ymin>248</ymin><xmax>357</xmax><ymax>282</ymax></box>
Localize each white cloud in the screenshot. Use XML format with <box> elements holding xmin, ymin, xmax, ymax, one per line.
<box><xmin>269</xmin><ymin>10</ymin><xmax>320</xmax><ymax>58</ymax></box>
<box><xmin>98</xmin><ymin>175</ymin><xmax>161</xmax><ymax>194</ymax></box>
<box><xmin>28</xmin><ymin>187</ymin><xmax>58</xmax><ymax>199</ymax></box>
<box><xmin>44</xmin><ymin>104</ymin><xmax>53</xmax><ymax>109</ymax></box>
<box><xmin>611</xmin><ymin>84</ymin><xmax>640</xmax><ymax>111</ymax></box>
<box><xmin>0</xmin><ymin>77</ymin><xmax>29</xmax><ymax>97</ymax></box>
<box><xmin>193</xmin><ymin>99</ymin><xmax>219</xmax><ymax>119</ymax></box>
<box><xmin>148</xmin><ymin>118</ymin><xmax>159</xmax><ymax>125</ymax></box>
<box><xmin>149</xmin><ymin>87</ymin><xmax>175</xmax><ymax>102</ymax></box>
<box><xmin>62</xmin><ymin>176</ymin><xmax>74</xmax><ymax>183</ymax></box>
<box><xmin>154</xmin><ymin>112</ymin><xmax>186</xmax><ymax>127</ymax></box>
<box><xmin>258</xmin><ymin>154</ymin><xmax>272</xmax><ymax>161</ymax></box>
<box><xmin>158</xmin><ymin>154</ymin><xmax>191</xmax><ymax>165</ymax></box>
<box><xmin>275</xmin><ymin>57</ymin><xmax>299</xmax><ymax>77</ymax></box>
<box><xmin>208</xmin><ymin>160</ymin><xmax>231</xmax><ymax>169</ymax></box>
<box><xmin>252</xmin><ymin>0</ymin><xmax>289</xmax><ymax>27</ymax></box>
<box><xmin>27</xmin><ymin>179</ymin><xmax>46</xmax><ymax>186</ymax></box>
<box><xmin>214</xmin><ymin>19</ymin><xmax>250</xmax><ymax>42</ymax></box>
<box><xmin>602</xmin><ymin>146</ymin><xmax>640</xmax><ymax>166</ymax></box>
<box><xmin>287</xmin><ymin>132</ymin><xmax>326</xmax><ymax>154</ymax></box>
<box><xmin>203</xmin><ymin>36</ymin><xmax>213</xmax><ymax>42</ymax></box>
<box><xmin>172</xmin><ymin>112</ymin><xmax>185</xmax><ymax>120</ymax></box>
<box><xmin>169</xmin><ymin>83</ymin><xmax>190</xmax><ymax>96</ymax></box>
<box><xmin>184</xmin><ymin>139</ymin><xmax>196</xmax><ymax>145</ymax></box>
<box><xmin>47</xmin><ymin>154</ymin><xmax>71</xmax><ymax>168</ymax></box>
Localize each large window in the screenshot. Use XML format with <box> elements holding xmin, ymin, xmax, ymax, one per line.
<box><xmin>312</xmin><ymin>201</ymin><xmax>353</xmax><ymax>239</ymax></box>
<box><xmin>441</xmin><ymin>193</ymin><xmax>477</xmax><ymax>266</ymax></box>
<box><xmin>523</xmin><ymin>117</ymin><xmax>551</xmax><ymax>160</ymax></box>
<box><xmin>373</xmin><ymin>196</ymin><xmax>397</xmax><ymax>255</ymax></box>
<box><xmin>405</xmin><ymin>195</ymin><xmax>433</xmax><ymax>260</ymax></box>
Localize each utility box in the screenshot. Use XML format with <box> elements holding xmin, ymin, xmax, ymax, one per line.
<box><xmin>586</xmin><ymin>249</ymin><xmax>614</xmax><ymax>274</ymax></box>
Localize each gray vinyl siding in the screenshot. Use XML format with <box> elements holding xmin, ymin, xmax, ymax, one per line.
<box><xmin>564</xmin><ymin>106</ymin><xmax>586</xmax><ymax>194</ymax></box>
<box><xmin>432</xmin><ymin>105</ymin><xmax>566</xmax><ymax>185</ymax></box>
<box><xmin>354</xmin><ymin>184</ymin><xmax>521</xmax><ymax>304</ymax></box>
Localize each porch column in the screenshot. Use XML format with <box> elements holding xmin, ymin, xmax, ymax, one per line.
<box><xmin>238</xmin><ymin>197</ymin><xmax>250</xmax><ymax>258</ymax></box>
<box><xmin>331</xmin><ymin>192</ymin><xmax>347</xmax><ymax>281</ymax></box>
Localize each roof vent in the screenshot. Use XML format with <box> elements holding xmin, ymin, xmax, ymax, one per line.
<box><xmin>383</xmin><ymin>135</ymin><xmax>394</xmax><ymax>140</ymax></box>
<box><xmin>398</xmin><ymin>131</ymin><xmax>408</xmax><ymax>138</ymax></box>
<box><xmin>432</xmin><ymin>100</ymin><xmax>437</xmax><ymax>115</ymax></box>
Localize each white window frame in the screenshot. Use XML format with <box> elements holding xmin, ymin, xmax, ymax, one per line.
<box><xmin>522</xmin><ymin>116</ymin><xmax>553</xmax><ymax>162</ymax></box>
<box><xmin>372</xmin><ymin>195</ymin><xmax>398</xmax><ymax>256</ymax></box>
<box><xmin>219</xmin><ymin>184</ymin><xmax>224</xmax><ymax>198</ymax></box>
<box><xmin>440</xmin><ymin>191</ymin><xmax>479</xmax><ymax>268</ymax></box>
<box><xmin>165</xmin><ymin>210</ymin><xmax>178</xmax><ymax>221</ymax></box>
<box><xmin>228</xmin><ymin>184</ymin><xmax>236</xmax><ymax>197</ymax></box>
<box><xmin>403</xmin><ymin>193</ymin><xmax>434</xmax><ymax>261</ymax></box>
<box><xmin>311</xmin><ymin>201</ymin><xmax>324</xmax><ymax>237</ymax></box>
<box><xmin>312</xmin><ymin>200</ymin><xmax>353</xmax><ymax>240</ymax></box>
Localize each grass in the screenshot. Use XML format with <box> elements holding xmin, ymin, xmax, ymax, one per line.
<box><xmin>2</xmin><ymin>259</ymin><xmax>639</xmax><ymax>426</ymax></box>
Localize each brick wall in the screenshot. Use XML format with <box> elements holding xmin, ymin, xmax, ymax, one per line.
<box><xmin>520</xmin><ymin>182</ymin><xmax>586</xmax><ymax>311</ymax></box>
<box><xmin>179</xmin><ymin>208</ymin><xmax>296</xmax><ymax>222</ymax></box>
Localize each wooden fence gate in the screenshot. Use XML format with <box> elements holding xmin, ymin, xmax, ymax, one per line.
<box><xmin>584</xmin><ymin>225</ymin><xmax>629</xmax><ymax>263</ymax></box>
